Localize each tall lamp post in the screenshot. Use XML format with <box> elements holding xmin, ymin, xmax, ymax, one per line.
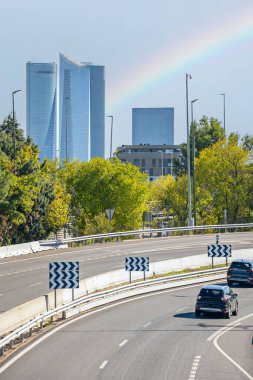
<box><xmin>219</xmin><ymin>93</ymin><xmax>226</xmax><ymax>132</ymax></box>
<box><xmin>191</xmin><ymin>98</ymin><xmax>199</xmax><ymax>226</ymax></box>
<box><xmin>158</xmin><ymin>150</ymin><xmax>163</xmax><ymax>177</ymax></box>
<box><xmin>106</xmin><ymin>115</ymin><xmax>114</xmax><ymax>158</ymax></box>
<box><xmin>12</xmin><ymin>90</ymin><xmax>21</xmax><ymax>160</ymax></box>
<box><xmin>186</xmin><ymin>73</ymin><xmax>192</xmax><ymax>226</ymax></box>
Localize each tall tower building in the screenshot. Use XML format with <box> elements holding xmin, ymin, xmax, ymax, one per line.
<box><xmin>132</xmin><ymin>107</ymin><xmax>174</xmax><ymax>145</ymax></box>
<box><xmin>26</xmin><ymin>62</ymin><xmax>57</xmax><ymax>160</ymax></box>
<box><xmin>59</xmin><ymin>54</ymin><xmax>105</xmax><ymax>162</ymax></box>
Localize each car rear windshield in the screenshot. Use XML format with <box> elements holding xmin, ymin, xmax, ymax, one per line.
<box><xmin>199</xmin><ymin>289</ymin><xmax>223</xmax><ymax>297</ymax></box>
<box><xmin>230</xmin><ymin>262</ymin><xmax>252</xmax><ymax>270</ymax></box>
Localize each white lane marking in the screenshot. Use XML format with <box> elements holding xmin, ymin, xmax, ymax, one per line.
<box><xmin>177</xmin><ymin>307</ymin><xmax>190</xmax><ymax>312</ymax></box>
<box><xmin>188</xmin><ymin>355</ymin><xmax>201</xmax><ymax>380</ymax></box>
<box><xmin>143</xmin><ymin>322</ymin><xmax>151</xmax><ymax>328</ymax></box>
<box><xmin>99</xmin><ymin>360</ymin><xmax>108</xmax><ymax>369</ymax></box>
<box><xmin>0</xmin><ymin>282</ymin><xmax>223</xmax><ymax>375</ymax></box>
<box><xmin>111</xmin><ymin>265</ymin><xmax>122</xmax><ymax>269</ymax></box>
<box><xmin>29</xmin><ymin>282</ymin><xmax>43</xmax><ymax>287</ymax></box>
<box><xmin>207</xmin><ymin>312</ymin><xmax>253</xmax><ymax>342</ymax></box>
<box><xmin>213</xmin><ymin>322</ymin><xmax>253</xmax><ymax>380</ymax></box>
<box><xmin>119</xmin><ymin>339</ymin><xmax>128</xmax><ymax>347</ymax></box>
<box><xmin>0</xmin><ymin>294</ymin><xmax>3</xmax><ymax>296</ymax></box>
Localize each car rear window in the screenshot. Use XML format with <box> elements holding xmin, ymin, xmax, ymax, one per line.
<box><xmin>230</xmin><ymin>262</ymin><xmax>251</xmax><ymax>270</ymax></box>
<box><xmin>199</xmin><ymin>289</ymin><xmax>223</xmax><ymax>297</ymax></box>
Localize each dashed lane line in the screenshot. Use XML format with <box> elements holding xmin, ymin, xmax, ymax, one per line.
<box><xmin>118</xmin><ymin>340</ymin><xmax>128</xmax><ymax>347</ymax></box>
<box><xmin>188</xmin><ymin>355</ymin><xmax>201</xmax><ymax>380</ymax></box>
<box><xmin>99</xmin><ymin>360</ymin><xmax>108</xmax><ymax>369</ymax></box>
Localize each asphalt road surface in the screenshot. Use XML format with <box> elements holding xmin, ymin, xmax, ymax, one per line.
<box><xmin>0</xmin><ymin>232</ymin><xmax>252</xmax><ymax>311</ymax></box>
<box><xmin>1</xmin><ymin>280</ymin><xmax>253</xmax><ymax>380</ymax></box>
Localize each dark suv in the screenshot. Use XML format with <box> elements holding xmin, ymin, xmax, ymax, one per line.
<box><xmin>195</xmin><ymin>284</ymin><xmax>238</xmax><ymax>318</ymax></box>
<box><xmin>227</xmin><ymin>259</ymin><xmax>253</xmax><ymax>286</ymax></box>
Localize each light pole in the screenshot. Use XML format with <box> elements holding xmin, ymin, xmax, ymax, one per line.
<box><xmin>158</xmin><ymin>150</ymin><xmax>163</xmax><ymax>177</ymax></box>
<box><xmin>106</xmin><ymin>115</ymin><xmax>113</xmax><ymax>158</ymax></box>
<box><xmin>12</xmin><ymin>90</ymin><xmax>21</xmax><ymax>160</ymax></box>
<box><xmin>186</xmin><ymin>73</ymin><xmax>192</xmax><ymax>226</ymax></box>
<box><xmin>191</xmin><ymin>98</ymin><xmax>199</xmax><ymax>226</ymax></box>
<box><xmin>219</xmin><ymin>93</ymin><xmax>226</xmax><ymax>132</ymax></box>
<box><xmin>65</xmin><ymin>97</ymin><xmax>69</xmax><ymax>160</ymax></box>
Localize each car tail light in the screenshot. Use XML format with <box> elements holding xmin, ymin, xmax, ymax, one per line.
<box><xmin>197</xmin><ymin>296</ymin><xmax>201</xmax><ymax>300</ymax></box>
<box><xmin>221</xmin><ymin>297</ymin><xmax>229</xmax><ymax>302</ymax></box>
<box><xmin>247</xmin><ymin>269</ymin><xmax>253</xmax><ymax>273</ymax></box>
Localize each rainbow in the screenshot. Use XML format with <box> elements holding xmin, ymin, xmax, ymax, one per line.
<box><xmin>107</xmin><ymin>5</ymin><xmax>253</xmax><ymax>112</ymax></box>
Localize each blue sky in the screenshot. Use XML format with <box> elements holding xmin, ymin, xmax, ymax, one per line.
<box><xmin>1</xmin><ymin>0</ymin><xmax>253</xmax><ymax>157</ymax></box>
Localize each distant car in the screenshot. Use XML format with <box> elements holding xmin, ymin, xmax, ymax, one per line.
<box><xmin>195</xmin><ymin>284</ymin><xmax>238</xmax><ymax>318</ymax></box>
<box><xmin>227</xmin><ymin>259</ymin><xmax>253</xmax><ymax>286</ymax></box>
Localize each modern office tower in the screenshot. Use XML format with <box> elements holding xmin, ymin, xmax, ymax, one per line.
<box><xmin>59</xmin><ymin>53</ymin><xmax>105</xmax><ymax>162</ymax></box>
<box><xmin>26</xmin><ymin>62</ymin><xmax>57</xmax><ymax>160</ymax></box>
<box><xmin>132</xmin><ymin>107</ymin><xmax>174</xmax><ymax>145</ymax></box>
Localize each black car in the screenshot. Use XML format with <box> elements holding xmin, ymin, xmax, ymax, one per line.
<box><xmin>227</xmin><ymin>259</ymin><xmax>253</xmax><ymax>286</ymax></box>
<box><xmin>195</xmin><ymin>284</ymin><xmax>238</xmax><ymax>318</ymax></box>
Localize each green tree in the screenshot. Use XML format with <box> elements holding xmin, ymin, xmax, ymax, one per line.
<box><xmin>196</xmin><ymin>139</ymin><xmax>252</xmax><ymax>223</ymax></box>
<box><xmin>63</xmin><ymin>158</ymin><xmax>149</xmax><ymax>234</ymax></box>
<box><xmin>0</xmin><ymin>114</ymin><xmax>25</xmax><ymax>160</ymax></box>
<box><xmin>173</xmin><ymin>116</ymin><xmax>225</xmax><ymax>176</ymax></box>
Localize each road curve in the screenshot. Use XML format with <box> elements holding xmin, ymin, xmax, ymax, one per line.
<box><xmin>1</xmin><ymin>280</ymin><xmax>253</xmax><ymax>379</ymax></box>
<box><xmin>0</xmin><ymin>231</ymin><xmax>252</xmax><ymax>311</ymax></box>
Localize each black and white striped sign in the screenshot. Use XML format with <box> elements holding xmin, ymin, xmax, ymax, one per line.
<box><xmin>49</xmin><ymin>262</ymin><xmax>79</xmax><ymax>289</ymax></box>
<box><xmin>125</xmin><ymin>257</ymin><xmax>149</xmax><ymax>271</ymax></box>
<box><xmin>208</xmin><ymin>245</ymin><xmax>232</xmax><ymax>257</ymax></box>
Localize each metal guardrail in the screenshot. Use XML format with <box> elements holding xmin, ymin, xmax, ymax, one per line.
<box><xmin>0</xmin><ymin>267</ymin><xmax>227</xmax><ymax>356</ymax></box>
<box><xmin>39</xmin><ymin>223</ymin><xmax>253</xmax><ymax>246</ymax></box>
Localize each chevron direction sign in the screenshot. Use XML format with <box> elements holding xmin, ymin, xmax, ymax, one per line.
<box><xmin>125</xmin><ymin>257</ymin><xmax>149</xmax><ymax>271</ymax></box>
<box><xmin>208</xmin><ymin>245</ymin><xmax>232</xmax><ymax>257</ymax></box>
<box><xmin>49</xmin><ymin>262</ymin><xmax>79</xmax><ymax>289</ymax></box>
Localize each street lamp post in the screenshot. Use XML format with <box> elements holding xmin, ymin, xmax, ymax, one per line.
<box><xmin>191</xmin><ymin>98</ymin><xmax>199</xmax><ymax>226</ymax></box>
<box><xmin>219</xmin><ymin>93</ymin><xmax>226</xmax><ymax>132</ymax></box>
<box><xmin>12</xmin><ymin>90</ymin><xmax>21</xmax><ymax>160</ymax></box>
<box><xmin>158</xmin><ymin>150</ymin><xmax>163</xmax><ymax>177</ymax></box>
<box><xmin>186</xmin><ymin>73</ymin><xmax>192</xmax><ymax>226</ymax></box>
<box><xmin>106</xmin><ymin>115</ymin><xmax>113</xmax><ymax>158</ymax></box>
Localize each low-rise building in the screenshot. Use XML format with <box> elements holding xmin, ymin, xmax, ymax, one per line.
<box><xmin>116</xmin><ymin>144</ymin><xmax>182</xmax><ymax>181</ymax></box>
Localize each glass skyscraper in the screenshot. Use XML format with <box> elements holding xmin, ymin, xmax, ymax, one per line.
<box><xmin>59</xmin><ymin>54</ymin><xmax>105</xmax><ymax>162</ymax></box>
<box><xmin>26</xmin><ymin>62</ymin><xmax>57</xmax><ymax>160</ymax></box>
<box><xmin>132</xmin><ymin>108</ymin><xmax>174</xmax><ymax>145</ymax></box>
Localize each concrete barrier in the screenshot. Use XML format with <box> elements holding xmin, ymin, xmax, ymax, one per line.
<box><xmin>1</xmin><ymin>248</ymin><xmax>252</xmax><ymax>336</ymax></box>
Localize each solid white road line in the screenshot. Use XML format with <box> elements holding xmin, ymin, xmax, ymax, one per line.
<box><xmin>207</xmin><ymin>312</ymin><xmax>253</xmax><ymax>342</ymax></box>
<box><xmin>119</xmin><ymin>339</ymin><xmax>128</xmax><ymax>347</ymax></box>
<box><xmin>213</xmin><ymin>322</ymin><xmax>253</xmax><ymax>380</ymax></box>
<box><xmin>99</xmin><ymin>360</ymin><xmax>108</xmax><ymax>369</ymax></box>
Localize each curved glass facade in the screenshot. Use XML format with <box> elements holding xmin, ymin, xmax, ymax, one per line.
<box><xmin>59</xmin><ymin>54</ymin><xmax>105</xmax><ymax>162</ymax></box>
<box><xmin>26</xmin><ymin>62</ymin><xmax>57</xmax><ymax>160</ymax></box>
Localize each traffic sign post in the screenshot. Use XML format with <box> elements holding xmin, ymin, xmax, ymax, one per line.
<box><xmin>125</xmin><ymin>257</ymin><xmax>149</xmax><ymax>283</ymax></box>
<box><xmin>207</xmin><ymin>244</ymin><xmax>232</xmax><ymax>268</ymax></box>
<box><xmin>49</xmin><ymin>262</ymin><xmax>79</xmax><ymax>307</ymax></box>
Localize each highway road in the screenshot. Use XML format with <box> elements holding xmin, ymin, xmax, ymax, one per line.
<box><xmin>0</xmin><ymin>232</ymin><xmax>252</xmax><ymax>312</ymax></box>
<box><xmin>1</xmin><ymin>280</ymin><xmax>253</xmax><ymax>379</ymax></box>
